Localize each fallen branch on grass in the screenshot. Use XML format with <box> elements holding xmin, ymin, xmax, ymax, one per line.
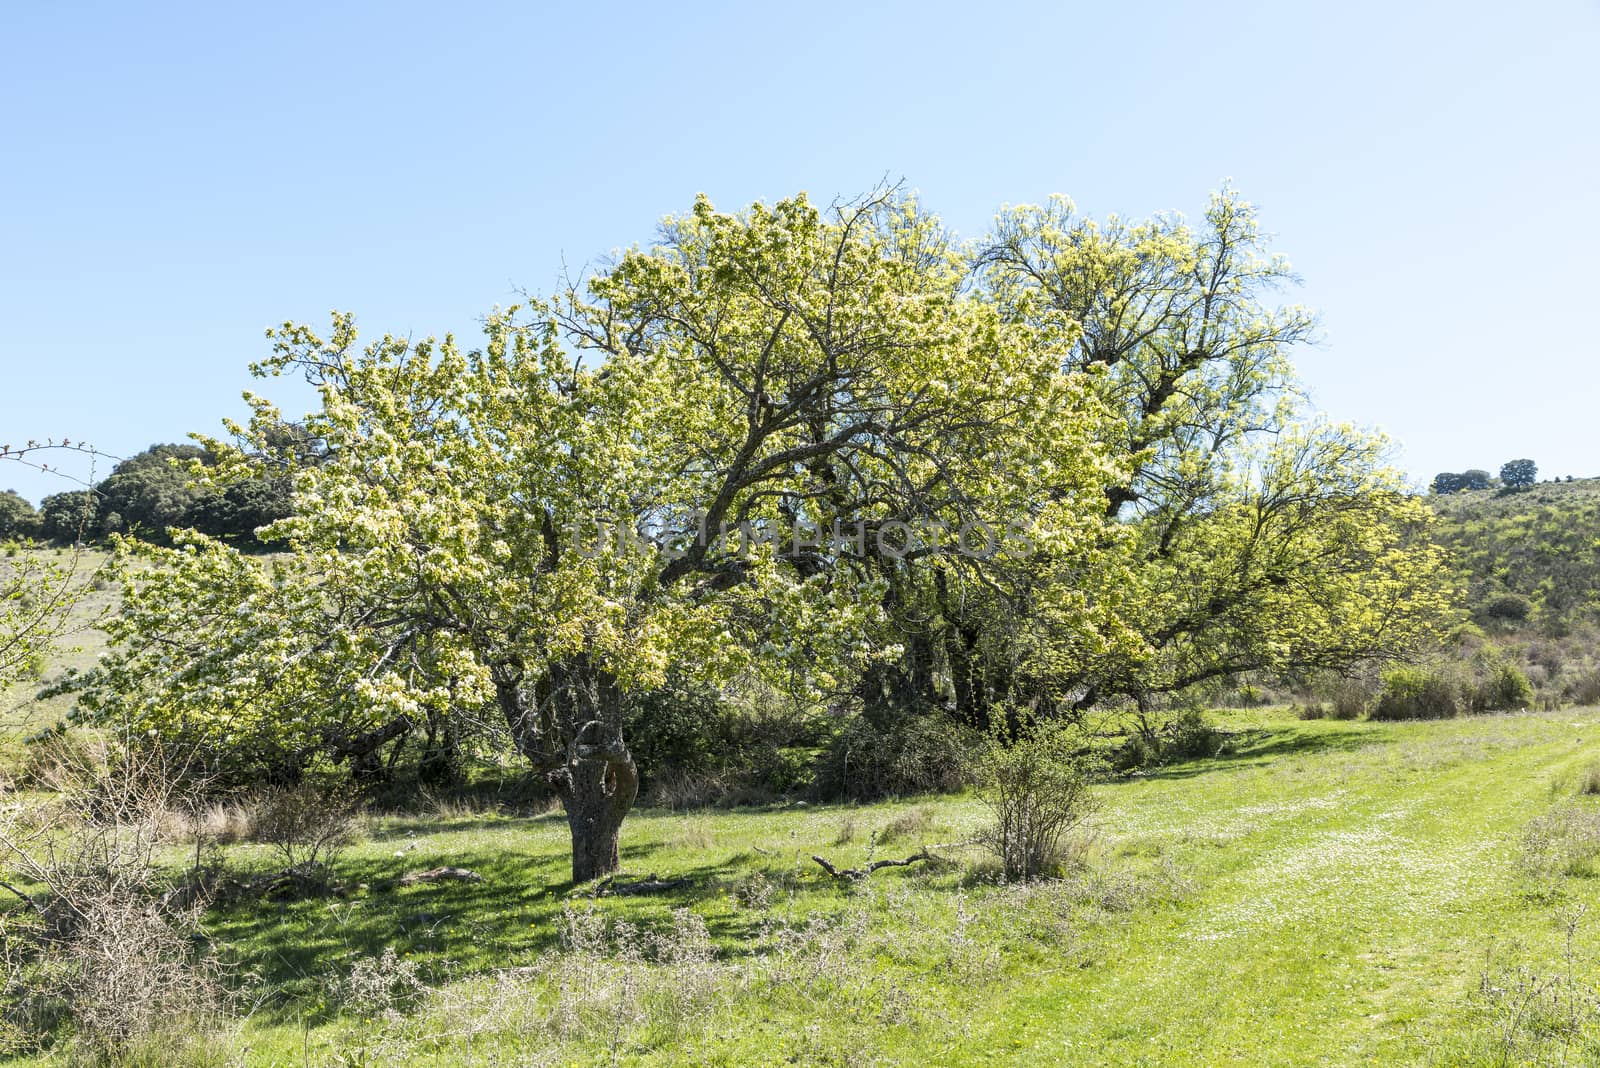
<box><xmin>400</xmin><ymin>866</ymin><xmax>482</xmax><ymax>886</ymax></box>
<box><xmin>810</xmin><ymin>847</ymin><xmax>941</xmax><ymax>881</ymax></box>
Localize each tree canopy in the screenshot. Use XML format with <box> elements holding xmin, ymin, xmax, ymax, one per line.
<box><xmin>1500</xmin><ymin>458</ymin><xmax>1538</xmax><ymax>489</ymax></box>
<box><xmin>75</xmin><ymin>185</ymin><xmax>1452</xmax><ymax>881</ymax></box>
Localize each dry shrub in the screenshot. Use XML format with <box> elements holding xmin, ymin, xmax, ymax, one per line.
<box><xmin>330</xmin><ymin>947</ymin><xmax>428</xmax><ymax>1020</ymax></box>
<box><xmin>1470</xmin><ymin>909</ymin><xmax>1600</xmax><ymax>1066</ymax></box>
<box><xmin>0</xmin><ymin>748</ymin><xmax>231</xmax><ymax>1060</ymax></box>
<box><xmin>52</xmin><ymin>894</ymin><xmax>227</xmax><ymax>1057</ymax></box>
<box><xmin>251</xmin><ymin>781</ymin><xmax>358</xmax><ymax>886</ymax></box>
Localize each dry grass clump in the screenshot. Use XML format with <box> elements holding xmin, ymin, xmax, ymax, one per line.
<box><xmin>641</xmin><ymin>770</ymin><xmax>730</xmax><ymax>811</ymax></box>
<box><xmin>1521</xmin><ymin>803</ymin><xmax>1600</xmax><ymax>880</ymax></box>
<box><xmin>671</xmin><ymin>817</ymin><xmax>714</xmax><ymax>852</ymax></box>
<box><xmin>877</xmin><ymin>804</ymin><xmax>936</xmax><ymax>846</ymax></box>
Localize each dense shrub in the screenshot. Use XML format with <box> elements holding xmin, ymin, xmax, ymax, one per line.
<box><xmin>814</xmin><ymin>707</ymin><xmax>975</xmax><ymax>801</ymax></box>
<box><xmin>624</xmin><ymin>679</ymin><xmax>738</xmax><ymax>795</ymax></box>
<box><xmin>1473</xmin><ymin>660</ymin><xmax>1535</xmax><ymax>712</ymax></box>
<box><xmin>1479</xmin><ymin>593</ymin><xmax>1533</xmax><ymax>623</ymax></box>
<box><xmin>1112</xmin><ymin>708</ymin><xmax>1225</xmax><ymax>770</ymax></box>
<box><xmin>627</xmin><ymin>676</ymin><xmax>825</xmax><ymax>806</ymax></box>
<box><xmin>1371</xmin><ymin>666</ymin><xmax>1463</xmax><ymax>720</ymax></box>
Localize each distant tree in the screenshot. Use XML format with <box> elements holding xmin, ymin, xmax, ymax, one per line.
<box><xmin>0</xmin><ymin>490</ymin><xmax>40</xmax><ymax>540</ymax></box>
<box><xmin>37</xmin><ymin>490</ymin><xmax>98</xmax><ymax>543</ymax></box>
<box><xmin>1431</xmin><ymin>472</ymin><xmax>1464</xmax><ymax>495</ymax></box>
<box><xmin>94</xmin><ymin>443</ymin><xmax>214</xmax><ymax>541</ymax></box>
<box><xmin>1461</xmin><ymin>470</ymin><xmax>1492</xmax><ymax>491</ymax></box>
<box><xmin>1500</xmin><ymin>458</ymin><xmax>1537</xmax><ymax>489</ymax></box>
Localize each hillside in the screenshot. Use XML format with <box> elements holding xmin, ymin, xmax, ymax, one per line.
<box><xmin>1429</xmin><ymin>477</ymin><xmax>1600</xmax><ymax>631</ymax></box>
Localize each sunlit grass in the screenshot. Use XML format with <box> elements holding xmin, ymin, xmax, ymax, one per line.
<box><xmin>16</xmin><ymin>706</ymin><xmax>1586</xmax><ymax>1065</ymax></box>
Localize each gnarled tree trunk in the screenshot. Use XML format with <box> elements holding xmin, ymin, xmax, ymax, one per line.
<box><xmin>498</xmin><ymin>654</ymin><xmax>638</xmax><ymax>883</ymax></box>
<box><xmin>563</xmin><ymin>750</ymin><xmax>638</xmax><ymax>883</ymax></box>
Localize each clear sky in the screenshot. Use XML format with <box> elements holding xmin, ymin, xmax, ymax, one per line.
<box><xmin>2</xmin><ymin>0</ymin><xmax>1596</xmax><ymax>504</ymax></box>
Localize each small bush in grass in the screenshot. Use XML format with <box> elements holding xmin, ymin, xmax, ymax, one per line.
<box><xmin>1371</xmin><ymin>665</ymin><xmax>1462</xmax><ymax>720</ymax></box>
<box><xmin>331</xmin><ymin>947</ymin><xmax>428</xmax><ymax>1019</ymax></box>
<box><xmin>1112</xmin><ymin>707</ymin><xmax>1224</xmax><ymax>769</ymax></box>
<box><xmin>1329</xmin><ymin>679</ymin><xmax>1372</xmax><ymax>720</ymax></box>
<box><xmin>1579</xmin><ymin>761</ymin><xmax>1600</xmax><ymax>797</ymax></box>
<box><xmin>976</xmin><ymin>720</ymin><xmax>1095</xmax><ymax>880</ymax></box>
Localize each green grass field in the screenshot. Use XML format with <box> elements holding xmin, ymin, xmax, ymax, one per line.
<box><xmin>32</xmin><ymin>706</ymin><xmax>1589</xmax><ymax>1067</ymax></box>
<box><xmin>0</xmin><ymin>547</ymin><xmax>114</xmax><ymax>738</ymax></box>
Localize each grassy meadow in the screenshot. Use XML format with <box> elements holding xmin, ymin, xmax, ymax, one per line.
<box><xmin>7</xmin><ymin>706</ymin><xmax>1598</xmax><ymax>1065</ymax></box>
<box><xmin>0</xmin><ymin>547</ymin><xmax>114</xmax><ymax>737</ymax></box>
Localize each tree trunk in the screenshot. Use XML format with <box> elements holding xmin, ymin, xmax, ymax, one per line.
<box><xmin>495</xmin><ymin>655</ymin><xmax>638</xmax><ymax>883</ymax></box>
<box><xmin>563</xmin><ymin>751</ymin><xmax>638</xmax><ymax>883</ymax></box>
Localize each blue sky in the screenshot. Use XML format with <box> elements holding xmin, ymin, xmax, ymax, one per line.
<box><xmin>2</xmin><ymin>0</ymin><xmax>1596</xmax><ymax>504</ymax></box>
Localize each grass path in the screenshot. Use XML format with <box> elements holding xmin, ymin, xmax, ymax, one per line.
<box><xmin>939</xmin><ymin>712</ymin><xmax>1600</xmax><ymax>1066</ymax></box>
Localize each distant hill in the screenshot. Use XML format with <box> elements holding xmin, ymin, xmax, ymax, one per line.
<box><xmin>1428</xmin><ymin>477</ymin><xmax>1600</xmax><ymax>633</ymax></box>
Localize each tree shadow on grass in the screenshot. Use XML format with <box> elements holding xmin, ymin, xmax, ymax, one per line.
<box><xmin>209</xmin><ymin>835</ymin><xmax>816</xmax><ymax>1023</ymax></box>
<box><xmin>1125</xmin><ymin>723</ymin><xmax>1387</xmax><ymax>782</ymax></box>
